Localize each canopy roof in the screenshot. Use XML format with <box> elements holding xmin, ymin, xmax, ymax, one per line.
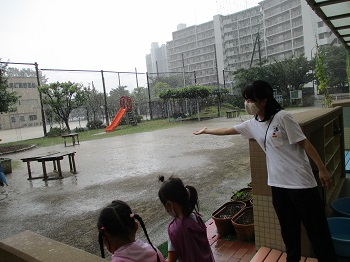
<box><xmin>305</xmin><ymin>0</ymin><xmax>350</xmax><ymax>52</ymax></box>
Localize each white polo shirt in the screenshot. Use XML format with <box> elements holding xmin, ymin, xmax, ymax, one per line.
<box><xmin>234</xmin><ymin>110</ymin><xmax>317</xmax><ymax>189</ymax></box>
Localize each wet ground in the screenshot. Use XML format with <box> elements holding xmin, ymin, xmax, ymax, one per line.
<box><xmin>0</xmin><ymin>108</ymin><xmax>316</xmax><ymax>257</ymax></box>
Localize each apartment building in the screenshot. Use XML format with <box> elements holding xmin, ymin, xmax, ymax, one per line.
<box><xmin>0</xmin><ymin>77</ymin><xmax>42</xmax><ymax>130</ymax></box>
<box><xmin>145</xmin><ymin>42</ymin><xmax>168</xmax><ymax>74</ymax></box>
<box><xmin>166</xmin><ymin>21</ymin><xmax>219</xmax><ymax>86</ymax></box>
<box><xmin>146</xmin><ymin>0</ymin><xmax>339</xmax><ymax>87</ymax></box>
<box><xmin>217</xmin><ymin>5</ymin><xmax>264</xmax><ymax>83</ymax></box>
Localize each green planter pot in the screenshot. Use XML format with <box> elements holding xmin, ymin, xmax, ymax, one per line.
<box><xmin>0</xmin><ymin>158</ymin><xmax>12</xmax><ymax>174</ymax></box>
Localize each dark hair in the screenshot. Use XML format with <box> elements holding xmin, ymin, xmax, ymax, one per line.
<box><xmin>158</xmin><ymin>175</ymin><xmax>199</xmax><ymax>217</ymax></box>
<box><xmin>242</xmin><ymin>80</ymin><xmax>283</xmax><ymax>122</ymax></box>
<box><xmin>97</xmin><ymin>200</ymin><xmax>159</xmax><ymax>261</ymax></box>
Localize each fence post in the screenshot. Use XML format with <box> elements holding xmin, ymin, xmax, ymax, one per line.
<box><xmin>100</xmin><ymin>70</ymin><xmax>109</xmax><ymax>125</ymax></box>
<box><xmin>146</xmin><ymin>72</ymin><xmax>153</xmax><ymax>120</ymax></box>
<box><xmin>35</xmin><ymin>62</ymin><xmax>47</xmax><ymax>136</ymax></box>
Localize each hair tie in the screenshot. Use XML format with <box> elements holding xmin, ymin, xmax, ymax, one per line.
<box><xmin>130</xmin><ymin>213</ymin><xmax>135</xmax><ymax>218</ymax></box>
<box><xmin>100</xmin><ymin>226</ymin><xmax>105</xmax><ymax>231</ymax></box>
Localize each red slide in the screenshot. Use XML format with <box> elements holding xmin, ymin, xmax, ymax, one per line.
<box><xmin>105</xmin><ymin>108</ymin><xmax>127</xmax><ymax>132</ymax></box>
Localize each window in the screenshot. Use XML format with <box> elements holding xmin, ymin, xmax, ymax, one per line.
<box><xmin>29</xmin><ymin>115</ymin><xmax>37</xmax><ymax>121</ymax></box>
<box><xmin>11</xmin><ymin>117</ymin><xmax>16</xmax><ymax>123</ymax></box>
<box><xmin>20</xmin><ymin>116</ymin><xmax>25</xmax><ymax>122</ymax></box>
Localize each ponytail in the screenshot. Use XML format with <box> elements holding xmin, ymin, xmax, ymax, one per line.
<box><xmin>133</xmin><ymin>214</ymin><xmax>160</xmax><ymax>262</ymax></box>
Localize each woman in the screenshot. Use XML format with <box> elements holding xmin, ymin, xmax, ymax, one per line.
<box><xmin>193</xmin><ymin>80</ymin><xmax>337</xmax><ymax>262</ymax></box>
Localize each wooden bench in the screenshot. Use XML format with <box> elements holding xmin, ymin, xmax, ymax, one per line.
<box><xmin>62</xmin><ymin>133</ymin><xmax>79</xmax><ymax>147</ymax></box>
<box><xmin>0</xmin><ymin>230</ymin><xmax>105</xmax><ymax>262</ymax></box>
<box><xmin>250</xmin><ymin>247</ymin><xmax>318</xmax><ymax>262</ymax></box>
<box><xmin>21</xmin><ymin>151</ymin><xmax>77</xmax><ymax>180</ymax></box>
<box><xmin>226</xmin><ymin>110</ymin><xmax>239</xmax><ymax>118</ymax></box>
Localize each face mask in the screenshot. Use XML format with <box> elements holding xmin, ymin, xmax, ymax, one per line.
<box><xmin>245</xmin><ymin>101</ymin><xmax>260</xmax><ymax>115</ymax></box>
<box><xmin>167</xmin><ymin>210</ymin><xmax>177</xmax><ymax>218</ymax></box>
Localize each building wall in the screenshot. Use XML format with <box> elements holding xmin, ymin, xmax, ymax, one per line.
<box><xmin>166</xmin><ymin>21</ymin><xmax>218</xmax><ymax>86</ymax></box>
<box><xmin>146</xmin><ymin>42</ymin><xmax>168</xmax><ymax>75</ymax></box>
<box><xmin>146</xmin><ymin>0</ymin><xmax>339</xmax><ymax>88</ymax></box>
<box><xmin>0</xmin><ymin>77</ymin><xmax>42</xmax><ymax>130</ymax></box>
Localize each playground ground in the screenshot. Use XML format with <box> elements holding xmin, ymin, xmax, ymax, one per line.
<box><xmin>0</xmin><ymin>107</ymin><xmax>319</xmax><ymax>257</ymax></box>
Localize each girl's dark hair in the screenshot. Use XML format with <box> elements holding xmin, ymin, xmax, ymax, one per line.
<box><xmin>158</xmin><ymin>175</ymin><xmax>199</xmax><ymax>217</ymax></box>
<box><xmin>242</xmin><ymin>80</ymin><xmax>283</xmax><ymax>121</ymax></box>
<box><xmin>97</xmin><ymin>200</ymin><xmax>159</xmax><ymax>261</ymax></box>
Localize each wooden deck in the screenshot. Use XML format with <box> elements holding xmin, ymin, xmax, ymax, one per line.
<box><xmin>206</xmin><ymin>218</ymin><xmax>320</xmax><ymax>262</ymax></box>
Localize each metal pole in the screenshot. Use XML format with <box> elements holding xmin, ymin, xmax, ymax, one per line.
<box><xmin>214</xmin><ymin>45</ymin><xmax>221</xmax><ymax>117</ymax></box>
<box><xmin>118</xmin><ymin>72</ymin><xmax>121</xmax><ymax>87</ymax></box>
<box><xmin>223</xmin><ymin>70</ymin><xmax>226</xmax><ymax>89</ymax></box>
<box><xmin>100</xmin><ymin>70</ymin><xmax>109</xmax><ymax>125</ymax></box>
<box><xmin>182</xmin><ymin>53</ymin><xmax>186</xmax><ymax>87</ymax></box>
<box><xmin>146</xmin><ymin>72</ymin><xmax>153</xmax><ymax>120</ymax></box>
<box><xmin>34</xmin><ymin>62</ymin><xmax>47</xmax><ymax>136</ymax></box>
<box><xmin>135</xmin><ymin>67</ymin><xmax>139</xmax><ymax>88</ymax></box>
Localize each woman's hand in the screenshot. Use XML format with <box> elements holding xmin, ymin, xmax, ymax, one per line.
<box><xmin>318</xmin><ymin>167</ymin><xmax>332</xmax><ymax>190</ymax></box>
<box><xmin>193</xmin><ymin>127</ymin><xmax>207</xmax><ymax>135</ymax></box>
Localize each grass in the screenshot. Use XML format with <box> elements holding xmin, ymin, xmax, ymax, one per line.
<box><xmin>0</xmin><ymin>104</ymin><xmax>238</xmax><ymax>149</ymax></box>
<box><xmin>0</xmin><ymin>119</ymin><xmax>188</xmax><ymax>148</ymax></box>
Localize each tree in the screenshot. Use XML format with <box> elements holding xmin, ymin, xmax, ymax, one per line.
<box><xmin>233</xmin><ymin>55</ymin><xmax>312</xmax><ymax>106</ymax></box>
<box><xmin>6</xmin><ymin>67</ymin><xmax>48</xmax><ymax>84</ymax></box>
<box><xmin>85</xmin><ymin>85</ymin><xmax>104</xmax><ymax>122</ymax></box>
<box><xmin>316</xmin><ymin>45</ymin><xmax>348</xmax><ymax>92</ymax></box>
<box><xmin>153</xmin><ymin>81</ymin><xmax>171</xmax><ymax>97</ymax></box>
<box><xmin>0</xmin><ymin>61</ymin><xmax>18</xmax><ymax>112</ymax></box>
<box><xmin>315</xmin><ymin>46</ymin><xmax>331</xmax><ymax>107</ymax></box>
<box><xmin>38</xmin><ymin>81</ymin><xmax>87</xmax><ymax>132</ymax></box>
<box><xmin>131</xmin><ymin>86</ymin><xmax>148</xmax><ymax>116</ymax></box>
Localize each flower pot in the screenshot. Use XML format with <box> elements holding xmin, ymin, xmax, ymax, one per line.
<box><xmin>211</xmin><ymin>201</ymin><xmax>246</xmax><ymax>235</ymax></box>
<box><xmin>231</xmin><ymin>206</ymin><xmax>254</xmax><ymax>241</ymax></box>
<box><xmin>0</xmin><ymin>158</ymin><xmax>12</xmax><ymax>174</ymax></box>
<box><xmin>231</xmin><ymin>187</ymin><xmax>253</xmax><ymax>206</ymax></box>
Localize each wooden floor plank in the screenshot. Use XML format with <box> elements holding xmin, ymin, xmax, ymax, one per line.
<box><xmin>250</xmin><ymin>246</ymin><xmax>271</xmax><ymax>262</ymax></box>
<box><xmin>265</xmin><ymin>249</ymin><xmax>283</xmax><ymax>261</ymax></box>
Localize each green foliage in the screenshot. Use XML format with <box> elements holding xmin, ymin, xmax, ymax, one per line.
<box><xmin>316</xmin><ymin>45</ymin><xmax>347</xmax><ymax>90</ymax></box>
<box><xmin>158</xmin><ymin>85</ymin><xmax>213</xmax><ymax>100</ymax></box>
<box><xmin>87</xmin><ymin>120</ymin><xmax>103</xmax><ymax>130</ymax></box>
<box><xmin>0</xmin><ymin>61</ymin><xmax>19</xmax><ymax>112</ymax></box>
<box><xmin>38</xmin><ymin>81</ymin><xmax>87</xmax><ymax>131</ymax></box>
<box><xmin>47</xmin><ymin>127</ymin><xmax>66</xmax><ymax>137</ymax></box>
<box><xmin>233</xmin><ymin>55</ymin><xmax>312</xmax><ymax>106</ymax></box>
<box><xmin>315</xmin><ymin>46</ymin><xmax>332</xmax><ymax>107</ymax></box>
<box><xmin>230</xmin><ymin>190</ymin><xmax>253</xmax><ymax>202</ymax></box>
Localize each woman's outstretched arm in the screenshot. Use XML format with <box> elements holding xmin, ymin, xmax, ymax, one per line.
<box><xmin>193</xmin><ymin>127</ymin><xmax>239</xmax><ymax>135</ymax></box>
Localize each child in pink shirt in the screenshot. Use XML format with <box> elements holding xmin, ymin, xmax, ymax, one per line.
<box><xmin>97</xmin><ymin>200</ymin><xmax>165</xmax><ymax>262</ymax></box>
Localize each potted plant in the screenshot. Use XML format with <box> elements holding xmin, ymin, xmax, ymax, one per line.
<box><xmin>231</xmin><ymin>206</ymin><xmax>254</xmax><ymax>241</ymax></box>
<box><xmin>211</xmin><ymin>201</ymin><xmax>246</xmax><ymax>235</ymax></box>
<box><xmin>231</xmin><ymin>187</ymin><xmax>253</xmax><ymax>206</ymax></box>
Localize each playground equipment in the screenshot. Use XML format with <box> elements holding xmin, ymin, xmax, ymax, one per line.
<box><xmin>106</xmin><ymin>96</ymin><xmax>136</xmax><ymax>132</ymax></box>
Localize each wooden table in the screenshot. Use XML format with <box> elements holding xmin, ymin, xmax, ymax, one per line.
<box><xmin>62</xmin><ymin>133</ymin><xmax>80</xmax><ymax>147</ymax></box>
<box><xmin>21</xmin><ymin>151</ymin><xmax>77</xmax><ymax>180</ymax></box>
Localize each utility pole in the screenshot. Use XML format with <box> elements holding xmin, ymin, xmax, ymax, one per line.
<box><xmin>34</xmin><ymin>62</ymin><xmax>47</xmax><ymax>136</ymax></box>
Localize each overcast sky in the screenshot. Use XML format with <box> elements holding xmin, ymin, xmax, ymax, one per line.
<box><xmin>1</xmin><ymin>0</ymin><xmax>260</xmax><ymax>92</ymax></box>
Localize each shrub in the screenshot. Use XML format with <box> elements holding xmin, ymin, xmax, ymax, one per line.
<box><xmin>87</xmin><ymin>120</ymin><xmax>103</xmax><ymax>130</ymax></box>
<box><xmin>47</xmin><ymin>127</ymin><xmax>66</xmax><ymax>137</ymax></box>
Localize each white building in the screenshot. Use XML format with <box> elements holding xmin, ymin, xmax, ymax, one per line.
<box><xmin>146</xmin><ymin>0</ymin><xmax>339</xmax><ymax>87</ymax></box>
<box><xmin>0</xmin><ymin>77</ymin><xmax>42</xmax><ymax>130</ymax></box>
<box><xmin>145</xmin><ymin>42</ymin><xmax>168</xmax><ymax>75</ymax></box>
